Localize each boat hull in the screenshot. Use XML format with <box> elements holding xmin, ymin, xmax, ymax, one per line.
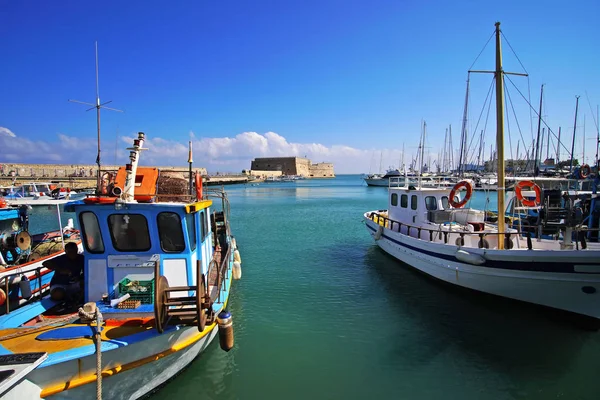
<box><xmin>2</xmin><ymin>323</ymin><xmax>219</xmax><ymax>400</ymax></box>
<box><xmin>364</xmin><ymin>215</ymin><xmax>600</xmax><ymax>322</ymax></box>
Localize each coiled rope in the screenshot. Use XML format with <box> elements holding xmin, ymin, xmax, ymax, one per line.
<box><xmin>78</xmin><ymin>304</ymin><xmax>103</xmax><ymax>400</ymax></box>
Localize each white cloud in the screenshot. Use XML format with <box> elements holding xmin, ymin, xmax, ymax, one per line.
<box><xmin>0</xmin><ymin>127</ymin><xmax>16</xmax><ymax>137</ymax></box>
<box><xmin>0</xmin><ymin>130</ymin><xmax>409</xmax><ymax>174</ymax></box>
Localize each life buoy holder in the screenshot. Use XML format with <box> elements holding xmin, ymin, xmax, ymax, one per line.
<box><xmin>448</xmin><ymin>180</ymin><xmax>473</xmax><ymax>208</ymax></box>
<box><xmin>83</xmin><ymin>196</ymin><xmax>118</xmax><ymax>205</ymax></box>
<box><xmin>195</xmin><ymin>172</ymin><xmax>203</xmax><ymax>200</ymax></box>
<box><xmin>580</xmin><ymin>164</ymin><xmax>591</xmax><ymax>179</ymax></box>
<box><xmin>515</xmin><ymin>180</ymin><xmax>541</xmax><ymax>207</ymax></box>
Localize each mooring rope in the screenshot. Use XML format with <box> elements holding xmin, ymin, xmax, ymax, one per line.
<box><xmin>78</xmin><ymin>305</ymin><xmax>103</xmax><ymax>400</ymax></box>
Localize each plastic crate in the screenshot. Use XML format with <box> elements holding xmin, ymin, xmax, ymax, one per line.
<box><xmin>118</xmin><ymin>278</ymin><xmax>154</xmax><ymax>304</ymax></box>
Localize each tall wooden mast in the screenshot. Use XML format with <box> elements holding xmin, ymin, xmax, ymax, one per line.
<box><xmin>495</xmin><ymin>22</ymin><xmax>506</xmax><ymax>247</ymax></box>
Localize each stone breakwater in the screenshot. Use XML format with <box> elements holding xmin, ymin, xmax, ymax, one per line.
<box><xmin>0</xmin><ymin>163</ymin><xmax>253</xmax><ymax>188</ymax></box>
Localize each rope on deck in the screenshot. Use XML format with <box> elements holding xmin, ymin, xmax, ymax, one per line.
<box><xmin>78</xmin><ymin>304</ymin><xmax>103</xmax><ymax>400</ymax></box>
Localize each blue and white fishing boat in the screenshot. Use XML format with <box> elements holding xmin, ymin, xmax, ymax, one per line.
<box><xmin>0</xmin><ymin>132</ymin><xmax>241</xmax><ymax>399</ymax></box>
<box><xmin>364</xmin><ymin>22</ymin><xmax>600</xmax><ymax>326</ymax></box>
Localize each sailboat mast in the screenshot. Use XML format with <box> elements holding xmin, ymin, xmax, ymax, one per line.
<box><xmin>495</xmin><ymin>22</ymin><xmax>506</xmax><ymax>246</ymax></box>
<box><xmin>556</xmin><ymin>127</ymin><xmax>561</xmax><ymax>164</ymax></box>
<box><xmin>534</xmin><ymin>84</ymin><xmax>544</xmax><ymax>176</ymax></box>
<box><xmin>570</xmin><ymin>96</ymin><xmax>580</xmax><ymax>174</ymax></box>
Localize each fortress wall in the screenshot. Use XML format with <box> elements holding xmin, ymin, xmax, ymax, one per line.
<box><xmin>308</xmin><ymin>162</ymin><xmax>335</xmax><ymax>178</ymax></box>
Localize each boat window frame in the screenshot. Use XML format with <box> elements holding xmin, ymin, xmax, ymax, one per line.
<box><xmin>157</xmin><ymin>212</ymin><xmax>186</xmax><ymax>253</ymax></box>
<box><xmin>425</xmin><ymin>196</ymin><xmax>438</xmax><ymax>211</ymax></box>
<box><xmin>401</xmin><ymin>194</ymin><xmax>408</xmax><ymax>208</ymax></box>
<box><xmin>107</xmin><ymin>213</ymin><xmax>152</xmax><ymax>252</ymax></box>
<box><xmin>441</xmin><ymin>196</ymin><xmax>450</xmax><ymax>210</ymax></box>
<box><xmin>391</xmin><ymin>193</ymin><xmax>398</xmax><ymax>207</ymax></box>
<box><xmin>411</xmin><ymin>195</ymin><xmax>418</xmax><ymax>210</ymax></box>
<box><xmin>79</xmin><ymin>211</ymin><xmax>105</xmax><ymax>254</ymax></box>
<box><xmin>200</xmin><ymin>210</ymin><xmax>207</xmax><ymax>241</ymax></box>
<box><xmin>186</xmin><ymin>213</ymin><xmax>197</xmax><ymax>251</ymax></box>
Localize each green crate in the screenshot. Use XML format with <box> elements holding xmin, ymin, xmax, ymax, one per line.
<box><xmin>118</xmin><ymin>278</ymin><xmax>154</xmax><ymax>304</ymax></box>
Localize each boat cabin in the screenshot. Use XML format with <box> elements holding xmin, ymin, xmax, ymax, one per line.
<box><xmin>65</xmin><ymin>199</ymin><xmax>221</xmax><ymax>308</ymax></box>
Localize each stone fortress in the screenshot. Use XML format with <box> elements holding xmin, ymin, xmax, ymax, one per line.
<box><xmin>249</xmin><ymin>157</ymin><xmax>335</xmax><ymax>178</ymax></box>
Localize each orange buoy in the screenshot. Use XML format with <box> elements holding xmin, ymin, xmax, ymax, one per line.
<box><xmin>0</xmin><ymin>288</ymin><xmax>6</xmax><ymax>306</ymax></box>
<box><xmin>83</xmin><ymin>196</ymin><xmax>118</xmax><ymax>204</ymax></box>
<box><xmin>448</xmin><ymin>180</ymin><xmax>473</xmax><ymax>208</ymax></box>
<box><xmin>0</xmin><ymin>197</ymin><xmax>6</xmax><ymax>208</ymax></box>
<box><xmin>195</xmin><ymin>172</ymin><xmax>203</xmax><ymax>200</ymax></box>
<box><xmin>580</xmin><ymin>164</ymin><xmax>591</xmax><ymax>179</ymax></box>
<box><xmin>515</xmin><ymin>180</ymin><xmax>541</xmax><ymax>207</ymax></box>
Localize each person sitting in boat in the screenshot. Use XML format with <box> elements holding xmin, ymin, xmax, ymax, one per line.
<box><xmin>42</xmin><ymin>242</ymin><xmax>84</xmax><ymax>302</ymax></box>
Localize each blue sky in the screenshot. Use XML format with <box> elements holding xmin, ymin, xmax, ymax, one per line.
<box><xmin>1</xmin><ymin>0</ymin><xmax>599</xmax><ymax>173</ymax></box>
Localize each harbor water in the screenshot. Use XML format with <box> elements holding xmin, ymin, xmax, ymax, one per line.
<box><xmin>29</xmin><ymin>175</ymin><xmax>600</xmax><ymax>400</ymax></box>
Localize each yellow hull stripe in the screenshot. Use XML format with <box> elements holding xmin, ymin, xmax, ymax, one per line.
<box><xmin>40</xmin><ymin>278</ymin><xmax>232</xmax><ymax>397</ymax></box>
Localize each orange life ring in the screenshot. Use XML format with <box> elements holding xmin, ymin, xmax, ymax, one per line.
<box><xmin>580</xmin><ymin>164</ymin><xmax>591</xmax><ymax>179</ymax></box>
<box><xmin>195</xmin><ymin>172</ymin><xmax>203</xmax><ymax>200</ymax></box>
<box><xmin>448</xmin><ymin>180</ymin><xmax>473</xmax><ymax>208</ymax></box>
<box><xmin>515</xmin><ymin>180</ymin><xmax>541</xmax><ymax>207</ymax></box>
<box><xmin>0</xmin><ymin>197</ymin><xmax>6</xmax><ymax>208</ymax></box>
<box><xmin>83</xmin><ymin>196</ymin><xmax>118</xmax><ymax>204</ymax></box>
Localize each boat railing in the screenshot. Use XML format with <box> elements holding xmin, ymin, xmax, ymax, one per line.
<box><xmin>367</xmin><ymin>211</ymin><xmax>599</xmax><ymax>251</ymax></box>
<box><xmin>206</xmin><ymin>239</ymin><xmax>232</xmax><ymax>304</ymax></box>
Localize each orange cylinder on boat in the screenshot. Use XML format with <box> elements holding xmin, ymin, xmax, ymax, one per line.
<box><xmin>0</xmin><ymin>288</ymin><xmax>6</xmax><ymax>306</ymax></box>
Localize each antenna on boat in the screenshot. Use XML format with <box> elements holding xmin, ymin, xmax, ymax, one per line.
<box><xmin>69</xmin><ymin>41</ymin><xmax>123</xmax><ymax>195</ymax></box>
<box><xmin>188</xmin><ymin>141</ymin><xmax>194</xmax><ymax>195</ymax></box>
<box><xmin>123</xmin><ymin>132</ymin><xmax>148</xmax><ymax>202</ymax></box>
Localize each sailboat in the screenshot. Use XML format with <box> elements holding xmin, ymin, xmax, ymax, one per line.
<box><xmin>363</xmin><ymin>22</ymin><xmax>600</xmax><ymax>325</ymax></box>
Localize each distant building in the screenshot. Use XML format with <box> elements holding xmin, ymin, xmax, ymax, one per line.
<box><xmin>250</xmin><ymin>157</ymin><xmax>335</xmax><ymax>178</ymax></box>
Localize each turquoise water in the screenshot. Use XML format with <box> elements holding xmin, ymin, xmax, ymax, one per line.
<box><xmin>29</xmin><ymin>176</ymin><xmax>600</xmax><ymax>400</ymax></box>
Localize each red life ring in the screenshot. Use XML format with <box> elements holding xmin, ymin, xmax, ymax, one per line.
<box><xmin>0</xmin><ymin>197</ymin><xmax>6</xmax><ymax>208</ymax></box>
<box><xmin>448</xmin><ymin>180</ymin><xmax>473</xmax><ymax>208</ymax></box>
<box><xmin>195</xmin><ymin>172</ymin><xmax>203</xmax><ymax>200</ymax></box>
<box><xmin>83</xmin><ymin>196</ymin><xmax>117</xmax><ymax>204</ymax></box>
<box><xmin>515</xmin><ymin>180</ymin><xmax>541</xmax><ymax>207</ymax></box>
<box><xmin>580</xmin><ymin>164</ymin><xmax>591</xmax><ymax>179</ymax></box>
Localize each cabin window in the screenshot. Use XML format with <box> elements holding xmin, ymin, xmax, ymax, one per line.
<box><xmin>425</xmin><ymin>196</ymin><xmax>438</xmax><ymax>211</ymax></box>
<box><xmin>186</xmin><ymin>213</ymin><xmax>197</xmax><ymax>251</ymax></box>
<box><xmin>80</xmin><ymin>212</ymin><xmax>104</xmax><ymax>253</ymax></box>
<box><xmin>411</xmin><ymin>195</ymin><xmax>418</xmax><ymax>210</ymax></box>
<box><xmin>108</xmin><ymin>214</ymin><xmax>151</xmax><ymax>252</ymax></box>
<box><xmin>391</xmin><ymin>193</ymin><xmax>398</xmax><ymax>206</ymax></box>
<box><xmin>157</xmin><ymin>212</ymin><xmax>185</xmax><ymax>253</ymax></box>
<box><xmin>441</xmin><ymin>196</ymin><xmax>449</xmax><ymax>209</ymax></box>
<box><xmin>401</xmin><ymin>194</ymin><xmax>408</xmax><ymax>208</ymax></box>
<box><xmin>200</xmin><ymin>211</ymin><xmax>207</xmax><ymax>240</ymax></box>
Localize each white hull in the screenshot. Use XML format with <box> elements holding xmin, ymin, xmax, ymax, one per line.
<box><xmin>4</xmin><ymin>324</ymin><xmax>219</xmax><ymax>400</ymax></box>
<box><xmin>364</xmin><ymin>178</ymin><xmax>390</xmax><ymax>187</ymax></box>
<box><xmin>5</xmin><ymin>197</ymin><xmax>79</xmax><ymax>207</ymax></box>
<box><xmin>365</xmin><ymin>216</ymin><xmax>600</xmax><ymax>321</ymax></box>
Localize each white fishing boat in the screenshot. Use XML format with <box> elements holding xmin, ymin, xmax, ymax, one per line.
<box><xmin>1</xmin><ymin>183</ymin><xmax>83</xmax><ymax>207</ymax></box>
<box><xmin>364</xmin><ymin>22</ymin><xmax>600</xmax><ymax>325</ymax></box>
<box><xmin>0</xmin><ymin>133</ymin><xmax>241</xmax><ymax>399</ymax></box>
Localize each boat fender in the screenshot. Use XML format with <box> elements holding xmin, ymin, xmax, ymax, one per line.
<box><xmin>455</xmin><ymin>249</ymin><xmax>485</xmax><ymax>265</ymax></box>
<box><xmin>0</xmin><ymin>288</ymin><xmax>5</xmax><ymax>306</ymax></box>
<box><xmin>374</xmin><ymin>225</ymin><xmax>384</xmax><ymax>240</ymax></box>
<box><xmin>217</xmin><ymin>310</ymin><xmax>234</xmax><ymax>352</ymax></box>
<box><xmin>19</xmin><ymin>275</ymin><xmax>32</xmax><ymax>299</ymax></box>
<box><xmin>233</xmin><ymin>261</ymin><xmax>242</xmax><ymax>280</ymax></box>
<box><xmin>233</xmin><ymin>249</ymin><xmax>242</xmax><ymax>263</ymax></box>
<box><xmin>231</xmin><ymin>237</ymin><xmax>237</xmax><ymax>250</ymax></box>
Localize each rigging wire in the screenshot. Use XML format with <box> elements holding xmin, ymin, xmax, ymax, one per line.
<box><xmin>464</xmin><ymin>76</ymin><xmax>495</xmax><ymax>167</ymax></box>
<box><xmin>503</xmin><ymin>76</ymin><xmax>516</xmax><ymax>176</ymax></box>
<box><xmin>504</xmin><ymin>74</ymin><xmax>573</xmax><ymax>156</ymax></box>
<box><xmin>468</xmin><ymin>30</ymin><xmax>496</xmax><ymax>71</ymax></box>
<box><xmin>504</xmin><ymin>78</ymin><xmax>529</xmax><ymax>169</ymax></box>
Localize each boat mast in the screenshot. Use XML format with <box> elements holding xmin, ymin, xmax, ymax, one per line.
<box><xmin>495</xmin><ymin>22</ymin><xmax>506</xmax><ymax>246</ymax></box>
<box><xmin>459</xmin><ymin>77</ymin><xmax>470</xmax><ymax>177</ymax></box>
<box><xmin>69</xmin><ymin>42</ymin><xmax>123</xmax><ymax>194</ymax></box>
<box><xmin>533</xmin><ymin>84</ymin><xmax>544</xmax><ymax>176</ymax></box>
<box><xmin>556</xmin><ymin>127</ymin><xmax>561</xmax><ymax>165</ymax></box>
<box><xmin>569</xmin><ymin>96</ymin><xmax>580</xmax><ymax>174</ymax></box>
